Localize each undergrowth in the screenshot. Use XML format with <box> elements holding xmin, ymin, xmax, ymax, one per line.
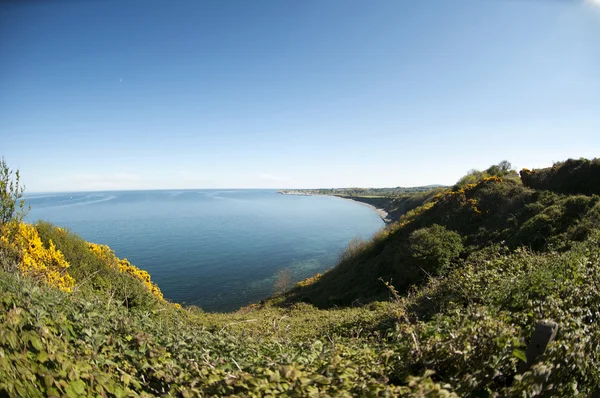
<box><xmin>1</xmin><ymin>158</ymin><xmax>600</xmax><ymax>396</ymax></box>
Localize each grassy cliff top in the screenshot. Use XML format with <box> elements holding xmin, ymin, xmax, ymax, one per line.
<box><xmin>1</xmin><ymin>158</ymin><xmax>600</xmax><ymax>396</ymax></box>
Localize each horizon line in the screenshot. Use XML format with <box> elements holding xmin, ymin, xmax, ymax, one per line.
<box><xmin>24</xmin><ymin>185</ymin><xmax>447</xmax><ymax>195</ymax></box>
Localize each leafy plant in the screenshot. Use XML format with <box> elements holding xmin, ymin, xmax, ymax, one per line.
<box><xmin>0</xmin><ymin>157</ymin><xmax>28</xmax><ymax>225</ymax></box>
<box><xmin>2</xmin><ymin>157</ymin><xmax>600</xmax><ymax>396</ymax></box>
<box><xmin>408</xmin><ymin>224</ymin><xmax>463</xmax><ymax>276</ymax></box>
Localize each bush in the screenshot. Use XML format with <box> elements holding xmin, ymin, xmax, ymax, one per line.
<box><xmin>0</xmin><ymin>157</ymin><xmax>28</xmax><ymax>225</ymax></box>
<box><xmin>520</xmin><ymin>158</ymin><xmax>600</xmax><ymax>195</ymax></box>
<box><xmin>35</xmin><ymin>222</ymin><xmax>162</xmax><ymax>308</ymax></box>
<box><xmin>485</xmin><ymin>160</ymin><xmax>513</xmax><ymax>177</ymax></box>
<box><xmin>455</xmin><ymin>161</ymin><xmax>517</xmax><ymax>190</ymax></box>
<box><xmin>0</xmin><ymin>222</ymin><xmax>74</xmax><ymax>291</ymax></box>
<box><xmin>408</xmin><ymin>224</ymin><xmax>463</xmax><ymax>276</ymax></box>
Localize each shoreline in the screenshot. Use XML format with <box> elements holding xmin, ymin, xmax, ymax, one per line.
<box><xmin>334</xmin><ymin>196</ymin><xmax>391</xmax><ymax>224</ymax></box>
<box><xmin>279</xmin><ymin>191</ymin><xmax>391</xmax><ymax>224</ymax></box>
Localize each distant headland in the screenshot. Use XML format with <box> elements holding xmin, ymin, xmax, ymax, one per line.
<box><xmin>278</xmin><ymin>185</ymin><xmax>447</xmax><ymax>224</ymax></box>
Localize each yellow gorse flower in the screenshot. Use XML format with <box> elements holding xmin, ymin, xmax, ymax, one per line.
<box><xmin>296</xmin><ymin>273</ymin><xmax>323</xmax><ymax>288</ymax></box>
<box><xmin>87</xmin><ymin>242</ymin><xmax>163</xmax><ymax>300</ymax></box>
<box><xmin>0</xmin><ymin>222</ymin><xmax>75</xmax><ymax>292</ymax></box>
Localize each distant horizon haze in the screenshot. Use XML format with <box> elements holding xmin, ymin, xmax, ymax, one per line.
<box><xmin>24</xmin><ymin>185</ymin><xmax>446</xmax><ymax>195</ymax></box>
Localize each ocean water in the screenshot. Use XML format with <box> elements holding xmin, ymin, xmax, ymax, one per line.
<box><xmin>24</xmin><ymin>190</ymin><xmax>384</xmax><ymax>312</ymax></box>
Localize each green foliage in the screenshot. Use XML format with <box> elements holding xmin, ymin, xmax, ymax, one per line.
<box><xmin>2</xmin><ymin>231</ymin><xmax>600</xmax><ymax>396</ymax></box>
<box><xmin>0</xmin><ymin>270</ymin><xmax>425</xmax><ymax>397</ymax></box>
<box><xmin>2</xmin><ymin>157</ymin><xmax>600</xmax><ymax>396</ymax></box>
<box><xmin>339</xmin><ymin>188</ymin><xmax>444</xmax><ymax>222</ymax></box>
<box><xmin>408</xmin><ymin>225</ymin><xmax>463</xmax><ymax>276</ymax></box>
<box><xmin>455</xmin><ymin>160</ymin><xmax>518</xmax><ymax>190</ymax></box>
<box><xmin>520</xmin><ymin>157</ymin><xmax>600</xmax><ymax>195</ymax></box>
<box><xmin>401</xmin><ymin>235</ymin><xmax>600</xmax><ymax>396</ymax></box>
<box><xmin>280</xmin><ymin>185</ymin><xmax>447</xmax><ymax>197</ymax></box>
<box><xmin>0</xmin><ymin>157</ymin><xmax>28</xmax><ymax>225</ymax></box>
<box><xmin>285</xmin><ymin>171</ymin><xmax>600</xmax><ymax>309</ymax></box>
<box><xmin>485</xmin><ymin>160</ymin><xmax>513</xmax><ymax>177</ymax></box>
<box><xmin>35</xmin><ymin>222</ymin><xmax>160</xmax><ymax>310</ymax></box>
<box><xmin>280</xmin><ymin>186</ymin><xmax>445</xmax><ymax>224</ymax></box>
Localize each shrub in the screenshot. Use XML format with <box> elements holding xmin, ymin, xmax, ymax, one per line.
<box><xmin>87</xmin><ymin>242</ymin><xmax>163</xmax><ymax>300</ymax></box>
<box><xmin>35</xmin><ymin>222</ymin><xmax>163</xmax><ymax>307</ymax></box>
<box><xmin>520</xmin><ymin>158</ymin><xmax>600</xmax><ymax>195</ymax></box>
<box><xmin>408</xmin><ymin>224</ymin><xmax>463</xmax><ymax>275</ymax></box>
<box><xmin>485</xmin><ymin>160</ymin><xmax>513</xmax><ymax>177</ymax></box>
<box><xmin>0</xmin><ymin>222</ymin><xmax>74</xmax><ymax>292</ymax></box>
<box><xmin>0</xmin><ymin>157</ymin><xmax>28</xmax><ymax>225</ymax></box>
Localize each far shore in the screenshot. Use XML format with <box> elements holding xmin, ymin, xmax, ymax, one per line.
<box><xmin>336</xmin><ymin>196</ymin><xmax>390</xmax><ymax>223</ymax></box>
<box><xmin>279</xmin><ymin>191</ymin><xmax>391</xmax><ymax>224</ymax></box>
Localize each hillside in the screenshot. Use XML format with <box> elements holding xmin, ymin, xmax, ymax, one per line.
<box><xmin>279</xmin><ymin>186</ymin><xmax>445</xmax><ymax>223</ymax></box>
<box><xmin>1</xmin><ymin>158</ymin><xmax>600</xmax><ymax>396</ymax></box>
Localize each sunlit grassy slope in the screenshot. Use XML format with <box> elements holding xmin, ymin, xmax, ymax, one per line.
<box><xmin>1</xmin><ymin>158</ymin><xmax>600</xmax><ymax>396</ymax></box>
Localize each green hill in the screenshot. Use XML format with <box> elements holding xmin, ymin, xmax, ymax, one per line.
<box><xmin>1</xmin><ymin>158</ymin><xmax>600</xmax><ymax>397</ymax></box>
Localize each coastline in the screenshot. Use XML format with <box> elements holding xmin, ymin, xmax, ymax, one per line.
<box><xmin>279</xmin><ymin>191</ymin><xmax>391</xmax><ymax>224</ymax></box>
<box><xmin>334</xmin><ymin>196</ymin><xmax>390</xmax><ymax>224</ymax></box>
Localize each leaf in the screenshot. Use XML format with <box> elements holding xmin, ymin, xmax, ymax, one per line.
<box><xmin>512</xmin><ymin>349</ymin><xmax>527</xmax><ymax>363</ymax></box>
<box><xmin>30</xmin><ymin>334</ymin><xmax>43</xmax><ymax>351</ymax></box>
<box><xmin>46</xmin><ymin>387</ymin><xmax>60</xmax><ymax>398</ymax></box>
<box><xmin>65</xmin><ymin>379</ymin><xmax>86</xmax><ymax>397</ymax></box>
<box><xmin>37</xmin><ymin>350</ymin><xmax>49</xmax><ymax>363</ymax></box>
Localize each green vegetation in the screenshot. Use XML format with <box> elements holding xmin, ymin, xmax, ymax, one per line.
<box><xmin>0</xmin><ymin>157</ymin><xmax>28</xmax><ymax>225</ymax></box>
<box><xmin>408</xmin><ymin>224</ymin><xmax>463</xmax><ymax>276</ymax></box>
<box><xmin>339</xmin><ymin>188</ymin><xmax>444</xmax><ymax>223</ymax></box>
<box><xmin>280</xmin><ymin>185</ymin><xmax>445</xmax><ymax>223</ymax></box>
<box><xmin>1</xmin><ymin>158</ymin><xmax>600</xmax><ymax>396</ymax></box>
<box><xmin>520</xmin><ymin>157</ymin><xmax>600</xmax><ymax>195</ymax></box>
<box><xmin>280</xmin><ymin>185</ymin><xmax>446</xmax><ymax>197</ymax></box>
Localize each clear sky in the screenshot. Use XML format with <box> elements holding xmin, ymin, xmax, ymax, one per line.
<box><xmin>1</xmin><ymin>0</ymin><xmax>599</xmax><ymax>192</ymax></box>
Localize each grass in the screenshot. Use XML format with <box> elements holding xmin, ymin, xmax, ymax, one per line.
<box><xmin>1</xmin><ymin>158</ymin><xmax>600</xmax><ymax>396</ymax></box>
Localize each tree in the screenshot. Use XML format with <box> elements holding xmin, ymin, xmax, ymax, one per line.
<box><xmin>485</xmin><ymin>160</ymin><xmax>513</xmax><ymax>177</ymax></box>
<box><xmin>498</xmin><ymin>160</ymin><xmax>512</xmax><ymax>173</ymax></box>
<box><xmin>0</xmin><ymin>157</ymin><xmax>28</xmax><ymax>225</ymax></box>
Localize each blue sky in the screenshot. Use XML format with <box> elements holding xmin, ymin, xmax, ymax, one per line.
<box><xmin>1</xmin><ymin>0</ymin><xmax>599</xmax><ymax>192</ymax></box>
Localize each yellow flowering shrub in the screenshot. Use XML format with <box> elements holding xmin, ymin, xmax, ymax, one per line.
<box><xmin>0</xmin><ymin>222</ymin><xmax>75</xmax><ymax>292</ymax></box>
<box><xmin>389</xmin><ymin>201</ymin><xmax>436</xmax><ymax>234</ymax></box>
<box><xmin>468</xmin><ymin>198</ymin><xmax>482</xmax><ymax>215</ymax></box>
<box><xmin>296</xmin><ymin>273</ymin><xmax>322</xmax><ymax>288</ymax></box>
<box><xmin>439</xmin><ymin>176</ymin><xmax>504</xmax><ymax>212</ymax></box>
<box><xmin>482</xmin><ymin>176</ymin><xmax>503</xmax><ymax>184</ymax></box>
<box><xmin>87</xmin><ymin>243</ymin><xmax>163</xmax><ymax>300</ymax></box>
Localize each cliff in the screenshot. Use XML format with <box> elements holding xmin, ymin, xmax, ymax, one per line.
<box><xmin>1</xmin><ymin>159</ymin><xmax>600</xmax><ymax>396</ymax></box>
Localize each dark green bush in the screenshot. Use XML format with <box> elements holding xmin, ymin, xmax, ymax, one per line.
<box><xmin>408</xmin><ymin>224</ymin><xmax>463</xmax><ymax>276</ymax></box>
<box><xmin>520</xmin><ymin>158</ymin><xmax>600</xmax><ymax>195</ymax></box>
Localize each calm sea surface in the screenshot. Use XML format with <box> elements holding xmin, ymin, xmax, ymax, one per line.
<box><xmin>24</xmin><ymin>190</ymin><xmax>383</xmax><ymax>312</ymax></box>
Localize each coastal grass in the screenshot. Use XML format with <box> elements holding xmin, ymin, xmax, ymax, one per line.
<box><xmin>1</xmin><ymin>158</ymin><xmax>600</xmax><ymax>396</ymax></box>
<box><xmin>283</xmin><ymin>164</ymin><xmax>600</xmax><ymax>309</ymax></box>
<box><xmin>2</xmin><ymin>230</ymin><xmax>599</xmax><ymax>396</ymax></box>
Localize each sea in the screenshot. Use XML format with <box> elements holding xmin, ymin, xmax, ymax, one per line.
<box><xmin>24</xmin><ymin>190</ymin><xmax>384</xmax><ymax>312</ymax></box>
